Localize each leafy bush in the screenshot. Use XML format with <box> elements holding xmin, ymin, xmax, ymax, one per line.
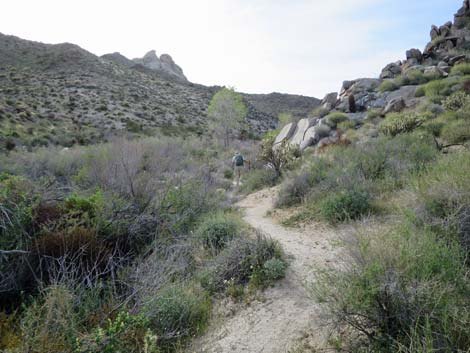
<box><xmin>440</xmin><ymin>119</ymin><xmax>470</xmax><ymax>144</ymax></box>
<box><xmin>337</xmin><ymin>120</ymin><xmax>357</xmax><ymax>131</ymax></box>
<box><xmin>379</xmin><ymin>113</ymin><xmax>425</xmax><ymax>136</ymax></box>
<box><xmin>325</xmin><ymin>112</ymin><xmax>349</xmax><ymax>128</ymax></box>
<box><xmin>195</xmin><ymin>213</ymin><xmax>241</xmax><ymax>252</ymax></box>
<box><xmin>415</xmin><ymin>85</ymin><xmax>426</xmax><ymax>97</ymax></box>
<box><xmin>319</xmin><ymin>189</ymin><xmax>371</xmax><ymax>223</ymax></box>
<box><xmin>379</xmin><ymin>80</ymin><xmax>399</xmax><ymax>93</ymax></box>
<box><xmin>262</xmin><ymin>258</ymin><xmax>287</xmax><ymax>281</ymax></box>
<box><xmin>424</xmin><ymin>78</ymin><xmax>455</xmax><ymax>103</ymax></box>
<box><xmin>314</xmin><ymin>224</ymin><xmax>470</xmax><ymax>352</ymax></box>
<box><xmin>76</xmin><ymin>311</ymin><xmax>158</xmax><ymax>353</ymax></box>
<box><xmin>143</xmin><ymin>283</ymin><xmax>210</xmax><ymax>344</ymax></box>
<box><xmin>259</xmin><ymin>132</ymin><xmax>298</xmax><ymax>177</ymax></box>
<box><xmin>240</xmin><ymin>168</ymin><xmax>279</xmax><ymax>194</ymax></box>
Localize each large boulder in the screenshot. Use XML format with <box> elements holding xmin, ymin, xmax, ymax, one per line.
<box><xmin>430</xmin><ymin>25</ymin><xmax>440</xmax><ymax>40</ymax></box>
<box><xmin>290</xmin><ymin>118</ymin><xmax>315</xmax><ymax>146</ymax></box>
<box><xmin>274</xmin><ymin>122</ymin><xmax>297</xmax><ymax>145</ymax></box>
<box><xmin>299</xmin><ymin>126</ymin><xmax>319</xmax><ymax>151</ymax></box>
<box><xmin>321</xmin><ymin>92</ymin><xmax>338</xmax><ymax>110</ymax></box>
<box><xmin>380</xmin><ymin>62</ymin><xmax>402</xmax><ymax>79</ymax></box>
<box><xmin>406</xmin><ymin>48</ymin><xmax>423</xmax><ymax>63</ymax></box>
<box><xmin>383</xmin><ymin>97</ymin><xmax>406</xmax><ymax>115</ymax></box>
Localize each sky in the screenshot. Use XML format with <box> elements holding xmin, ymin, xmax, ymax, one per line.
<box><xmin>1</xmin><ymin>0</ymin><xmax>462</xmax><ymax>98</ymax></box>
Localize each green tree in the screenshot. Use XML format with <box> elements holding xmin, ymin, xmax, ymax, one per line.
<box><xmin>207</xmin><ymin>87</ymin><xmax>247</xmax><ymax>146</ymax></box>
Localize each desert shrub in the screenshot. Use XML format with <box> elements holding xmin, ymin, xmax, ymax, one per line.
<box><xmin>76</xmin><ymin>311</ymin><xmax>158</xmax><ymax>353</ymax></box>
<box><xmin>143</xmin><ymin>283</ymin><xmax>210</xmax><ymax>345</ymax></box>
<box><xmin>259</xmin><ymin>132</ymin><xmax>298</xmax><ymax>177</ymax></box>
<box><xmin>424</xmin><ymin>79</ymin><xmax>455</xmax><ymax>103</ymax></box>
<box><xmin>157</xmin><ymin>181</ymin><xmax>222</xmax><ymax>235</ymax></box>
<box><xmin>414</xmin><ymin>85</ymin><xmax>426</xmax><ymax>97</ymax></box>
<box><xmin>0</xmin><ymin>174</ymin><xmax>35</xmax><ymax>250</ymax></box>
<box><xmin>200</xmin><ymin>234</ymin><xmax>284</xmax><ymax>292</ymax></box>
<box><xmin>325</xmin><ymin>112</ymin><xmax>349</xmax><ymax>128</ymax></box>
<box><xmin>442</xmin><ymin>91</ymin><xmax>470</xmax><ymax>111</ymax></box>
<box><xmin>337</xmin><ymin>120</ymin><xmax>357</xmax><ymax>131</ymax></box>
<box><xmin>276</xmin><ymin>158</ymin><xmax>330</xmax><ymax>208</ymax></box>
<box><xmin>415</xmin><ymin>152</ymin><xmax>470</xmax><ymax>254</ymax></box>
<box><xmin>314</xmin><ymin>224</ymin><xmax>470</xmax><ymax>352</ymax></box>
<box><xmin>450</xmin><ymin>62</ymin><xmax>470</xmax><ymax>76</ymax></box>
<box><xmin>20</xmin><ymin>286</ymin><xmax>80</xmax><ymax>353</ymax></box>
<box><xmin>223</xmin><ymin>168</ymin><xmax>233</xmax><ymax>179</ymax></box>
<box><xmin>262</xmin><ymin>257</ymin><xmax>287</xmax><ymax>281</ymax></box>
<box><xmin>195</xmin><ymin>212</ymin><xmax>241</xmax><ymax>252</ymax></box>
<box><xmin>240</xmin><ymin>168</ymin><xmax>279</xmax><ymax>193</ymax></box>
<box><xmin>440</xmin><ymin>119</ymin><xmax>470</xmax><ymax>144</ymax></box>
<box><xmin>379</xmin><ymin>80</ymin><xmax>399</xmax><ymax>93</ymax></box>
<box><xmin>366</xmin><ymin>109</ymin><xmax>382</xmax><ymax>120</ymax></box>
<box><xmin>314</xmin><ymin>124</ymin><xmax>332</xmax><ymax>138</ymax></box>
<box><xmin>319</xmin><ymin>189</ymin><xmax>371</xmax><ymax>223</ymax></box>
<box><xmin>310</xmin><ymin>106</ymin><xmax>330</xmax><ymax>118</ymax></box>
<box><xmin>379</xmin><ymin>113</ymin><xmax>425</xmax><ymax>136</ymax></box>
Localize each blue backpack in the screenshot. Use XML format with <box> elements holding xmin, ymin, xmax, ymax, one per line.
<box><xmin>234</xmin><ymin>154</ymin><xmax>244</xmax><ymax>166</ymax></box>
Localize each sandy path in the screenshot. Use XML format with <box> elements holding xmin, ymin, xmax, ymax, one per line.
<box><xmin>191</xmin><ymin>188</ymin><xmax>341</xmax><ymax>353</ymax></box>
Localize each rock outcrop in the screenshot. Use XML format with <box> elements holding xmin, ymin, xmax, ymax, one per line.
<box><xmin>273</xmin><ymin>0</ymin><xmax>470</xmax><ymax>152</ymax></box>
<box><xmin>132</xmin><ymin>50</ymin><xmax>187</xmax><ymax>81</ymax></box>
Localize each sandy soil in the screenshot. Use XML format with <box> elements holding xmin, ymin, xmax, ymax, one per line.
<box><xmin>190</xmin><ymin>188</ymin><xmax>342</xmax><ymax>353</ymax></box>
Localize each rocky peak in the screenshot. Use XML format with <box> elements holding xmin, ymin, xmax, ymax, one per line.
<box><xmin>133</xmin><ymin>50</ymin><xmax>187</xmax><ymax>81</ymax></box>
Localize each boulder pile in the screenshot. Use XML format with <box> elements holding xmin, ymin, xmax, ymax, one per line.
<box><xmin>274</xmin><ymin>0</ymin><xmax>470</xmax><ymax>151</ymax></box>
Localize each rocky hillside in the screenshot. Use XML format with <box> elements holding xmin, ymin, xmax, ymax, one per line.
<box><xmin>0</xmin><ymin>33</ymin><xmax>320</xmax><ymax>151</ymax></box>
<box><xmin>275</xmin><ymin>0</ymin><xmax>470</xmax><ymax>151</ymax></box>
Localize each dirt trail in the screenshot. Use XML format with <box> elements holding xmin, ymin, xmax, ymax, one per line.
<box><xmin>192</xmin><ymin>188</ymin><xmax>341</xmax><ymax>353</ymax></box>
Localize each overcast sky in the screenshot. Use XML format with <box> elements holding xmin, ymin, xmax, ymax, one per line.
<box><xmin>1</xmin><ymin>0</ymin><xmax>462</xmax><ymax>98</ymax></box>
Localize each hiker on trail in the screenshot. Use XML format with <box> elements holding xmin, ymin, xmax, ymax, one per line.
<box><xmin>232</xmin><ymin>152</ymin><xmax>246</xmax><ymax>186</ymax></box>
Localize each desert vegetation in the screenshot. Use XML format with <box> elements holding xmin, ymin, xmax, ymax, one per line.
<box><xmin>0</xmin><ymin>133</ymin><xmax>287</xmax><ymax>352</ymax></box>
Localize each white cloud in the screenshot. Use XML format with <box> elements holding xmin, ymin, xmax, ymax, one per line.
<box><xmin>2</xmin><ymin>0</ymin><xmax>408</xmax><ymax>97</ymax></box>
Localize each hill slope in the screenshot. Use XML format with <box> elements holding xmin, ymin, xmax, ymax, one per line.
<box><xmin>0</xmin><ymin>33</ymin><xmax>320</xmax><ymax>150</ymax></box>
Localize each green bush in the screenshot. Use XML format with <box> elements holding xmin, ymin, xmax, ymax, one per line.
<box><xmin>201</xmin><ymin>234</ymin><xmax>284</xmax><ymax>292</ymax></box>
<box><xmin>223</xmin><ymin>168</ymin><xmax>233</xmax><ymax>179</ymax></box>
<box><xmin>314</xmin><ymin>124</ymin><xmax>331</xmax><ymax>138</ymax></box>
<box><xmin>276</xmin><ymin>158</ymin><xmax>330</xmax><ymax>208</ymax></box>
<box><xmin>20</xmin><ymin>286</ymin><xmax>79</xmax><ymax>353</ymax></box>
<box><xmin>442</xmin><ymin>91</ymin><xmax>470</xmax><ymax>111</ymax></box>
<box><xmin>424</xmin><ymin>79</ymin><xmax>455</xmax><ymax>103</ymax></box>
<box><xmin>450</xmin><ymin>62</ymin><xmax>470</xmax><ymax>76</ymax></box>
<box><xmin>337</xmin><ymin>120</ymin><xmax>357</xmax><ymax>131</ymax></box>
<box><xmin>314</xmin><ymin>224</ymin><xmax>470</xmax><ymax>352</ymax></box>
<box><xmin>76</xmin><ymin>311</ymin><xmax>159</xmax><ymax>353</ymax></box>
<box><xmin>415</xmin><ymin>85</ymin><xmax>426</xmax><ymax>97</ymax></box>
<box><xmin>195</xmin><ymin>213</ymin><xmax>241</xmax><ymax>252</ymax></box>
<box><xmin>440</xmin><ymin>119</ymin><xmax>470</xmax><ymax>144</ymax></box>
<box><xmin>379</xmin><ymin>113</ymin><xmax>425</xmax><ymax>136</ymax></box>
<box><xmin>319</xmin><ymin>189</ymin><xmax>371</xmax><ymax>223</ymax></box>
<box><xmin>379</xmin><ymin>80</ymin><xmax>399</xmax><ymax>93</ymax></box>
<box><xmin>143</xmin><ymin>283</ymin><xmax>210</xmax><ymax>344</ymax></box>
<box><xmin>240</xmin><ymin>168</ymin><xmax>279</xmax><ymax>194</ymax></box>
<box><xmin>262</xmin><ymin>258</ymin><xmax>287</xmax><ymax>281</ymax></box>
<box><xmin>325</xmin><ymin>112</ymin><xmax>349</xmax><ymax>128</ymax></box>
